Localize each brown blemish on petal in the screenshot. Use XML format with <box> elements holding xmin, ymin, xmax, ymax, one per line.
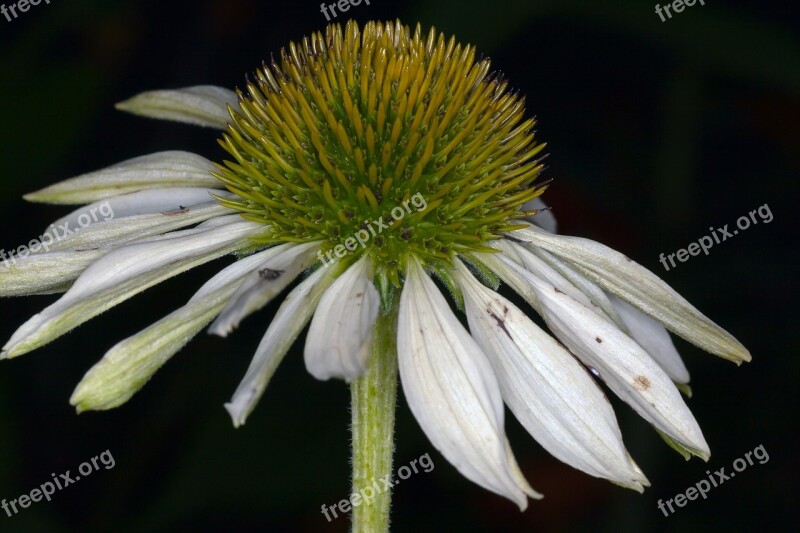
<box><xmin>504</xmin><ymin>234</ymin><xmax>526</xmax><ymax>244</ymax></box>
<box><xmin>259</xmin><ymin>268</ymin><xmax>284</xmax><ymax>280</ymax></box>
<box><xmin>162</xmin><ymin>206</ymin><xmax>189</xmax><ymax>216</ymax></box>
<box><xmin>633</xmin><ymin>375</ymin><xmax>651</xmax><ymax>391</ymax></box>
<box><xmin>554</xmin><ymin>287</ymin><xmax>564</xmax><ymax>294</ymax></box>
<box><xmin>489</xmin><ymin>310</ymin><xmax>512</xmax><ymax>339</ymax></box>
<box><xmin>595</xmin><ymin>337</ymin><xmax>602</xmax><ymax>343</ymax></box>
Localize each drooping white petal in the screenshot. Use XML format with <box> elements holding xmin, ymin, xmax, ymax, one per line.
<box><xmin>506</xmin><ymin>236</ymin><xmax>689</xmax><ymax>392</ymax></box>
<box><xmin>475</xmin><ymin>252</ymin><xmax>543</xmax><ymax>311</ymax></box>
<box><xmin>490</xmin><ymin>257</ymin><xmax>709</xmax><ymax>459</ymax></box>
<box><xmin>0</xmin><ymin>249</ymin><xmax>105</xmax><ymax>296</ymax></box>
<box><xmin>304</xmin><ymin>256</ymin><xmax>379</xmax><ymax>382</ymax></box>
<box><xmin>454</xmin><ymin>261</ymin><xmax>648</xmax><ymax>490</ymax></box>
<box><xmin>522</xmin><ymin>197</ymin><xmax>557</xmax><ymax>233</ymax></box>
<box><xmin>0</xmin><ymin>215</ymin><xmax>241</xmax><ymax>297</ymax></box>
<box><xmin>209</xmin><ymin>242</ymin><xmax>321</xmax><ymax>337</ymax></box>
<box><xmin>609</xmin><ymin>294</ymin><xmax>690</xmax><ymax>385</ymax></box>
<box><xmin>492</xmin><ymin>240</ymin><xmax>617</xmax><ymax>324</ymax></box>
<box><xmin>115</xmin><ymin>85</ymin><xmax>239</xmax><ymax>129</ymax></box>
<box><xmin>225</xmin><ymin>266</ymin><xmax>337</xmax><ymax>427</ymax></box>
<box><xmin>43</xmin><ymin>202</ymin><xmax>232</xmax><ymax>253</ymax></box>
<box><xmin>1</xmin><ymin>220</ymin><xmax>266</xmax><ymax>359</ymax></box>
<box><xmin>43</xmin><ymin>188</ymin><xmax>229</xmax><ymax>240</ymax></box>
<box><xmin>0</xmin><ymin>217</ymin><xmax>248</xmax><ymax>298</ymax></box>
<box><xmin>69</xmin><ymin>248</ymin><xmax>280</xmax><ymax>412</ymax></box>
<box><xmin>24</xmin><ymin>152</ymin><xmax>222</xmax><ymax>205</ymax></box>
<box><xmin>525</xmin><ymin>244</ymin><xmax>625</xmax><ymax>330</ymax></box>
<box><xmin>398</xmin><ymin>257</ymin><xmax>540</xmax><ymax>509</ymax></box>
<box><xmin>512</xmin><ymin>224</ymin><xmax>751</xmax><ymax>364</ymax></box>
<box><xmin>193</xmin><ymin>214</ymin><xmax>244</xmax><ymax>229</ymax></box>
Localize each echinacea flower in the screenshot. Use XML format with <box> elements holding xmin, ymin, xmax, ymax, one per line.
<box><xmin>0</xmin><ymin>19</ymin><xmax>750</xmax><ymax>530</ymax></box>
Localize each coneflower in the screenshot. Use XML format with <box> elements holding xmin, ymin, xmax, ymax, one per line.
<box><xmin>0</xmin><ymin>20</ymin><xmax>749</xmax><ymax>531</ymax></box>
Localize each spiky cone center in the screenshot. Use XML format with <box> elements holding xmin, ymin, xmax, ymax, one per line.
<box><xmin>215</xmin><ymin>20</ymin><xmax>548</xmax><ymax>288</ymax></box>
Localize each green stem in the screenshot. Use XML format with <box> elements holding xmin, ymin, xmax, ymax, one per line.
<box><xmin>350</xmin><ymin>296</ymin><xmax>399</xmax><ymax>533</ymax></box>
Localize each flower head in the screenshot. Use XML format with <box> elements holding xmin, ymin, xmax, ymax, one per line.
<box><xmin>1</xmin><ymin>19</ymin><xmax>749</xmax><ymax>509</ymax></box>
<box><xmin>215</xmin><ymin>19</ymin><xmax>547</xmax><ymax>292</ymax></box>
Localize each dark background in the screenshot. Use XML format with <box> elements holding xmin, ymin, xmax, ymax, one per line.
<box><xmin>0</xmin><ymin>0</ymin><xmax>797</xmax><ymax>531</ymax></box>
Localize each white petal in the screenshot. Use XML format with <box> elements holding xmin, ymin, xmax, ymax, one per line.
<box><xmin>525</xmin><ymin>244</ymin><xmax>625</xmax><ymax>330</ymax></box>
<box><xmin>609</xmin><ymin>294</ymin><xmax>690</xmax><ymax>384</ymax></box>
<box><xmin>70</xmin><ymin>248</ymin><xmax>277</xmax><ymax>412</ymax></box>
<box><xmin>24</xmin><ymin>152</ymin><xmax>222</xmax><ymax>205</ymax></box>
<box><xmin>455</xmin><ymin>261</ymin><xmax>648</xmax><ymax>490</ymax></box>
<box><xmin>209</xmin><ymin>242</ymin><xmax>321</xmax><ymax>337</ymax></box>
<box><xmin>304</xmin><ymin>256</ymin><xmax>379</xmax><ymax>381</ymax></box>
<box><xmin>193</xmin><ymin>213</ymin><xmax>244</xmax><ymax>229</ymax></box>
<box><xmin>512</xmin><ymin>224</ymin><xmax>750</xmax><ymax>364</ymax></box>
<box><xmin>43</xmin><ymin>202</ymin><xmax>233</xmax><ymax>253</ymax></box>
<box><xmin>480</xmin><ymin>242</ymin><xmax>627</xmax><ymax>332</ymax></box>
<box><xmin>398</xmin><ymin>257</ymin><xmax>540</xmax><ymax>509</ymax></box>
<box><xmin>0</xmin><ymin>216</ymin><xmax>232</xmax><ymax>297</ymax></box>
<box><xmin>43</xmin><ymin>187</ymin><xmax>229</xmax><ymax>239</ymax></box>
<box><xmin>0</xmin><ymin>217</ymin><xmax>247</xmax><ymax>298</ymax></box>
<box><xmin>1</xmin><ymin>220</ymin><xmax>266</xmax><ymax>358</ymax></box>
<box><xmin>115</xmin><ymin>85</ymin><xmax>239</xmax><ymax>129</ymax></box>
<box><xmin>493</xmin><ymin>259</ymin><xmax>709</xmax><ymax>459</ymax></box>
<box><xmin>225</xmin><ymin>266</ymin><xmax>336</xmax><ymax>427</ymax></box>
<box><xmin>492</xmin><ymin>240</ymin><xmax>616</xmax><ymax>324</ymax></box>
<box><xmin>0</xmin><ymin>249</ymin><xmax>104</xmax><ymax>296</ymax></box>
<box><xmin>474</xmin><ymin>252</ymin><xmax>543</xmax><ymax>312</ymax></box>
<box><xmin>522</xmin><ymin>197</ymin><xmax>557</xmax><ymax>233</ymax></box>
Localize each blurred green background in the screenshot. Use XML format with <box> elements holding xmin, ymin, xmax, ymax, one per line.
<box><xmin>0</xmin><ymin>0</ymin><xmax>797</xmax><ymax>531</ymax></box>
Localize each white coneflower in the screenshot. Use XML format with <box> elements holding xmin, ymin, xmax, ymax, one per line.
<box><xmin>0</xmin><ymin>20</ymin><xmax>749</xmax><ymax>531</ymax></box>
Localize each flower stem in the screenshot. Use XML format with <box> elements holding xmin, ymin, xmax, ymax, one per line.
<box><xmin>350</xmin><ymin>296</ymin><xmax>399</xmax><ymax>533</ymax></box>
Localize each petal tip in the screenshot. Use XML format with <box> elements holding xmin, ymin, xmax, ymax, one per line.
<box><xmin>724</xmin><ymin>342</ymin><xmax>751</xmax><ymax>365</ymax></box>
<box><xmin>224</xmin><ymin>401</ymin><xmax>246</xmax><ymax>428</ymax></box>
<box><xmin>114</xmin><ymin>98</ymin><xmax>136</xmax><ymax>114</ymax></box>
<box><xmin>1</xmin><ymin>343</ymin><xmax>27</xmax><ymax>359</ymax></box>
<box><xmin>22</xmin><ymin>191</ymin><xmax>46</xmax><ymax>203</ymax></box>
<box><xmin>525</xmin><ymin>487</ymin><xmax>544</xmax><ymax>502</ymax></box>
<box><xmin>612</xmin><ymin>480</ymin><xmax>646</xmax><ymax>494</ymax></box>
<box><xmin>737</xmin><ymin>349</ymin><xmax>752</xmax><ymax>364</ymax></box>
<box><xmin>207</xmin><ymin>322</ymin><xmax>232</xmax><ymax>338</ymax></box>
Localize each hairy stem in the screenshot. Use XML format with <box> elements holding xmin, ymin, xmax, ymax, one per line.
<box><xmin>350</xmin><ymin>296</ymin><xmax>399</xmax><ymax>532</ymax></box>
